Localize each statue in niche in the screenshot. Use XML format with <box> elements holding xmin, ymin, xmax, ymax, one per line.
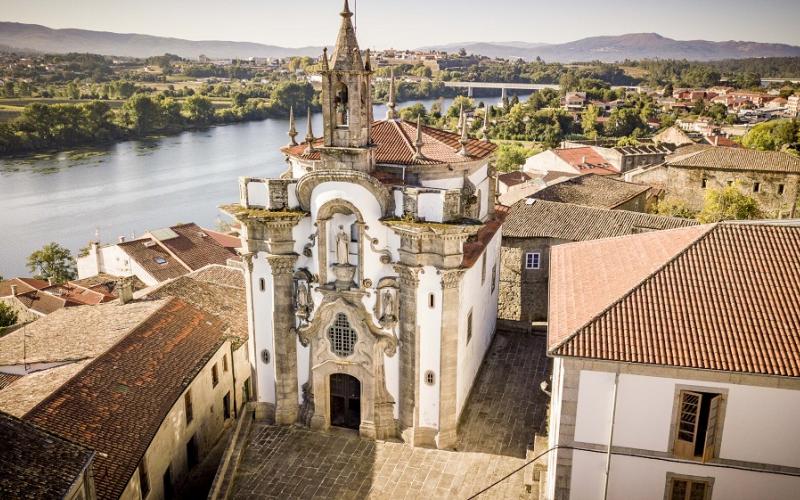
<box><xmin>380</xmin><ymin>289</ymin><xmax>397</xmax><ymax>326</ymax></box>
<box><xmin>295</xmin><ymin>280</ymin><xmax>312</xmax><ymax>320</ymax></box>
<box><xmin>336</xmin><ymin>226</ymin><xmax>350</xmax><ymax>265</ymax></box>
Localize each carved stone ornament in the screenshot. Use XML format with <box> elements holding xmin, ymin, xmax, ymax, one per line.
<box><xmin>374</xmin><ymin>276</ymin><xmax>399</xmax><ymax>329</ymax></box>
<box><xmin>363</xmin><ymin>229</ymin><xmax>393</xmax><ymax>265</ymax></box>
<box><xmin>296</xmin><ymin>295</ymin><xmax>398</xmax><ymax>358</ymax></box>
<box><xmin>293</xmin><ymin>268</ymin><xmax>314</xmax><ymax>321</ymax></box>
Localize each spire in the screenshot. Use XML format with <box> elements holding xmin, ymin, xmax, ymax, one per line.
<box><xmin>413</xmin><ymin>115</ymin><xmax>425</xmax><ymax>161</ymax></box>
<box><xmin>304</xmin><ymin>107</ymin><xmax>315</xmax><ymax>154</ymax></box>
<box><xmin>482</xmin><ymin>105</ymin><xmax>491</xmax><ymax>142</ymax></box>
<box><xmin>288</xmin><ymin>106</ymin><xmax>298</xmax><ymax>146</ymax></box>
<box><xmin>458</xmin><ymin>107</ymin><xmax>469</xmax><ymax>156</ymax></box>
<box><xmin>386</xmin><ymin>69</ymin><xmax>397</xmax><ymax>120</ymax></box>
<box><xmin>321</xmin><ymin>47</ymin><xmax>329</xmax><ymax>72</ymax></box>
<box><xmin>331</xmin><ymin>0</ymin><xmax>363</xmax><ymax>71</ymax></box>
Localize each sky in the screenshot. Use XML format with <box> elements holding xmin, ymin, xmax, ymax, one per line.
<box><xmin>3</xmin><ymin>0</ymin><xmax>800</xmax><ymax>49</ymax></box>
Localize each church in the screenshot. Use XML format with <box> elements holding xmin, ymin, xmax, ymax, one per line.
<box><xmin>225</xmin><ymin>0</ymin><xmax>503</xmax><ymax>449</ymax></box>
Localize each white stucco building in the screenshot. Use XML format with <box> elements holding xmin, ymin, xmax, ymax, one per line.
<box><xmin>543</xmin><ymin>222</ymin><xmax>800</xmax><ymax>500</ymax></box>
<box><xmin>224</xmin><ymin>1</ymin><xmax>503</xmax><ymax>448</ymax></box>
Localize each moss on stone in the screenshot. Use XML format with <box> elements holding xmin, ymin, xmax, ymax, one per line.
<box><xmin>220</xmin><ymin>204</ymin><xmax>308</xmax><ymax>220</ymax></box>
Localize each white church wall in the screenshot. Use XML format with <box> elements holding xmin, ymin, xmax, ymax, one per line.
<box><xmin>287</xmin><ymin>181</ymin><xmax>299</xmax><ymax>209</ymax></box>
<box><xmin>247</xmin><ymin>181</ymin><xmax>268</xmax><ymax>207</ymax></box>
<box><xmin>456</xmin><ymin>229</ymin><xmax>501</xmax><ymax>415</ymax></box>
<box><xmin>250</xmin><ymin>253</ymin><xmax>276</xmax><ymax>405</ymax></box>
<box><xmin>392</xmin><ymin>188</ymin><xmax>404</xmax><ymax>217</ymax></box>
<box><xmin>417</xmin><ymin>266</ymin><xmax>443</xmax><ymax>429</ymax></box>
<box><xmin>290</xmin><ymin>158</ymin><xmax>306</xmax><ymax>179</ymax></box>
<box><xmin>417</xmin><ymin>191</ymin><xmax>445</xmax><ymax>222</ymax></box>
<box><xmin>421</xmin><ymin>176</ymin><xmax>463</xmax><ymax>191</ymax></box>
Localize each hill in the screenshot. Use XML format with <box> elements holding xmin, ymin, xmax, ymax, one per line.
<box><xmin>420</xmin><ymin>33</ymin><xmax>800</xmax><ymax>62</ymax></box>
<box><xmin>0</xmin><ymin>22</ymin><xmax>325</xmax><ymax>59</ymax></box>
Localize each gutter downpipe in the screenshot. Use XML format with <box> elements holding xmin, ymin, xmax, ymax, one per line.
<box><xmin>603</xmin><ymin>371</ymin><xmax>620</xmax><ymax>500</ymax></box>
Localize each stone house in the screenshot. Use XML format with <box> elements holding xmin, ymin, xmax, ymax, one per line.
<box><xmin>627</xmin><ymin>145</ymin><xmax>800</xmax><ymax>218</ymax></box>
<box><xmin>529</xmin><ymin>173</ymin><xmax>652</xmax><ymax>212</ymax></box>
<box><xmin>0</xmin><ymin>410</ymin><xmax>96</xmax><ymax>499</ymax></box>
<box><xmin>498</xmin><ymin>200</ymin><xmax>697</xmax><ymax>324</ymax></box>
<box><xmin>496</xmin><ymin>170</ymin><xmax>545</xmax><ymax>206</ymax></box>
<box><xmin>524</xmin><ymin>147</ymin><xmax>619</xmax><ymax>183</ymax></box>
<box><xmin>224</xmin><ymin>1</ymin><xmax>502</xmax><ymax>449</ymax></box>
<box><xmin>25</xmin><ymin>298</ymin><xmax>238</xmax><ymax>500</ymax></box>
<box><xmin>543</xmin><ymin>222</ymin><xmax>800</xmax><ymax>500</ymax></box>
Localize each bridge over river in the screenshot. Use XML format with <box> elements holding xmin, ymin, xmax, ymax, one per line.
<box><xmin>444</xmin><ymin>81</ymin><xmax>559</xmax><ymax>98</ymax></box>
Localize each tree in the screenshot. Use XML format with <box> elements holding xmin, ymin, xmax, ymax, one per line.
<box><xmin>399</xmin><ymin>103</ymin><xmax>428</xmax><ymax>122</ymax></box>
<box><xmin>606</xmin><ymin>107</ymin><xmax>646</xmax><ymax>138</ymax></box>
<box><xmin>582</xmin><ymin>104</ymin><xmax>600</xmax><ymax>139</ymax></box>
<box><xmin>0</xmin><ymin>302</ymin><xmax>17</xmax><ymax>328</ymax></box>
<box><xmin>182</xmin><ymin>95</ymin><xmax>216</xmax><ymax>125</ymax></box>
<box><xmin>697</xmin><ymin>184</ymin><xmax>762</xmax><ymax>223</ymax></box>
<box><xmin>650</xmin><ymin>196</ymin><xmax>696</xmax><ymax>219</ymax></box>
<box><xmin>494</xmin><ymin>142</ymin><xmax>540</xmax><ymax>172</ymax></box>
<box><xmin>121</xmin><ymin>94</ymin><xmax>162</xmax><ymax>135</ymax></box>
<box><xmin>741</xmin><ymin>119</ymin><xmax>800</xmax><ymax>151</ymax></box>
<box><xmin>26</xmin><ymin>242</ymin><xmax>77</xmax><ymax>284</ymax></box>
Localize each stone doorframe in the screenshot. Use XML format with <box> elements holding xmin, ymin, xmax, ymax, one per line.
<box><xmin>296</xmin><ymin>293</ymin><xmax>398</xmax><ymax>440</ymax></box>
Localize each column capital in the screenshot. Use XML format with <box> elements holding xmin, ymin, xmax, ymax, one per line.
<box><xmin>439</xmin><ymin>269</ymin><xmax>465</xmax><ymax>289</ymax></box>
<box><xmin>267</xmin><ymin>254</ymin><xmax>298</xmax><ymax>276</ymax></box>
<box><xmin>394</xmin><ymin>264</ymin><xmax>423</xmax><ymax>285</ymax></box>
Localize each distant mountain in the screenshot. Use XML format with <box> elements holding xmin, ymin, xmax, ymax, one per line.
<box><xmin>0</xmin><ymin>22</ymin><xmax>325</xmax><ymax>59</ymax></box>
<box><xmin>420</xmin><ymin>33</ymin><xmax>800</xmax><ymax>62</ymax></box>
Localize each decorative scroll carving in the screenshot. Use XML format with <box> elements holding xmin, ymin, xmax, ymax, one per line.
<box><xmin>363</xmin><ymin>229</ymin><xmax>393</xmax><ymax>265</ymax></box>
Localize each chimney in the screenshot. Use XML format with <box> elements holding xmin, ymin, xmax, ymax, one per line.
<box><xmin>118</xmin><ymin>236</ymin><xmax>126</xmax><ymax>244</ymax></box>
<box><xmin>714</xmin><ymin>135</ymin><xmax>719</xmax><ymax>146</ymax></box>
<box><xmin>10</xmin><ymin>284</ymin><xmax>17</xmax><ymax>296</ymax></box>
<box><xmin>581</xmin><ymin>155</ymin><xmax>587</xmax><ymax>165</ymax></box>
<box><xmin>118</xmin><ymin>280</ymin><xmax>133</xmax><ymax>305</ymax></box>
<box><xmin>47</xmin><ymin>277</ymin><xmax>53</xmax><ymax>286</ymax></box>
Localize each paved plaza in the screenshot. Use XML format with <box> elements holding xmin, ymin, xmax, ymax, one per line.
<box><xmin>229</xmin><ymin>330</ymin><xmax>550</xmax><ymax>499</ymax></box>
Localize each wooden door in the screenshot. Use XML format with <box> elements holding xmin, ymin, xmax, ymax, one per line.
<box><xmin>330</xmin><ymin>373</ymin><xmax>361</xmax><ymax>430</ymax></box>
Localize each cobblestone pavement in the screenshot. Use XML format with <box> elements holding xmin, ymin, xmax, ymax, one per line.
<box><xmin>456</xmin><ymin>330</ymin><xmax>551</xmax><ymax>459</ymax></box>
<box><xmin>232</xmin><ymin>425</ymin><xmax>529</xmax><ymax>499</ymax></box>
<box><xmin>230</xmin><ymin>330</ymin><xmax>549</xmax><ymax>499</ymax></box>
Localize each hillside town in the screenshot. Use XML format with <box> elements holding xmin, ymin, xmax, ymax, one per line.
<box><xmin>1</xmin><ymin>2</ymin><xmax>800</xmax><ymax>500</ymax></box>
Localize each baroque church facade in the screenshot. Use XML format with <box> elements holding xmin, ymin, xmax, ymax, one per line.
<box><xmin>226</xmin><ymin>0</ymin><xmax>503</xmax><ymax>449</ymax></box>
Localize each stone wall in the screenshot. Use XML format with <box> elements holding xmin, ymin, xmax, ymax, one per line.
<box><xmin>614</xmin><ymin>191</ymin><xmax>648</xmax><ymax>212</ymax></box>
<box><xmin>498</xmin><ymin>237</ymin><xmax>568</xmax><ymax>323</ymax></box>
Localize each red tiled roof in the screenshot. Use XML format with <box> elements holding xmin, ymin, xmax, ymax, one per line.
<box><xmin>158</xmin><ymin>223</ymin><xmax>239</xmax><ymax>271</ymax></box>
<box><xmin>41</xmin><ymin>283</ymin><xmax>116</xmax><ymax>306</ymax></box>
<box><xmin>118</xmin><ymin>238</ymin><xmax>188</xmax><ymax>282</ymax></box>
<box><xmin>204</xmin><ymin>229</ymin><xmax>241</xmax><ymax>249</ymax></box>
<box><xmin>667</xmin><ymin>145</ymin><xmax>800</xmax><ymax>173</ymax></box>
<box><xmin>13</xmin><ymin>291</ymin><xmax>71</xmax><ymax>315</ymax></box>
<box><xmin>553</xmin><ymin>147</ymin><xmax>619</xmax><ymax>175</ymax></box>
<box><xmin>26</xmin><ymin>298</ymin><xmax>226</xmax><ymax>500</ymax></box>
<box><xmin>462</xmin><ymin>211</ymin><xmax>507</xmax><ymax>268</ymax></box>
<box><xmin>0</xmin><ymin>373</ymin><xmax>22</xmax><ymax>390</ymax></box>
<box><xmin>497</xmin><ymin>171</ymin><xmax>532</xmax><ymax>187</ymax></box>
<box><xmin>549</xmin><ymin>223</ymin><xmax>800</xmax><ymax>377</ymax></box>
<box><xmin>530</xmin><ymin>173</ymin><xmax>650</xmax><ymax>210</ymax></box>
<box><xmin>0</xmin><ymin>278</ymin><xmax>49</xmax><ymax>297</ymax></box>
<box><xmin>282</xmin><ymin>119</ymin><xmax>496</xmax><ymax>166</ymax></box>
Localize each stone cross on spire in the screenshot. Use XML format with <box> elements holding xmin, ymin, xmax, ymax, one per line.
<box><xmin>304</xmin><ymin>107</ymin><xmax>315</xmax><ymax>154</ymax></box>
<box><xmin>330</xmin><ymin>0</ymin><xmax>363</xmax><ymax>71</ymax></box>
<box><xmin>288</xmin><ymin>106</ymin><xmax>298</xmax><ymax>146</ymax></box>
<box><xmin>386</xmin><ymin>69</ymin><xmax>397</xmax><ymax>120</ymax></box>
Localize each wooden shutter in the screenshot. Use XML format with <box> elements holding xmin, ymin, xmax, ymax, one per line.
<box><xmin>674</xmin><ymin>391</ymin><xmax>701</xmax><ymax>458</ymax></box>
<box><xmin>702</xmin><ymin>394</ymin><xmax>722</xmax><ymax>462</ymax></box>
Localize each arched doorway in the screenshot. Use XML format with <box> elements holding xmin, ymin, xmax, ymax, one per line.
<box><xmin>330</xmin><ymin>373</ymin><xmax>361</xmax><ymax>430</ymax></box>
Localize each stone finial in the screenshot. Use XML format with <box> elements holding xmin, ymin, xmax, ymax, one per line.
<box><xmin>386</xmin><ymin>69</ymin><xmax>397</xmax><ymax>120</ymax></box>
<box><xmin>364</xmin><ymin>48</ymin><xmax>372</xmax><ymax>71</ymax></box>
<box><xmin>458</xmin><ymin>107</ymin><xmax>469</xmax><ymax>156</ymax></box>
<box><xmin>341</xmin><ymin>0</ymin><xmax>352</xmax><ymax>17</ymax></box>
<box><xmin>413</xmin><ymin>116</ymin><xmax>425</xmax><ymax>161</ymax></box>
<box><xmin>288</xmin><ymin>106</ymin><xmax>298</xmax><ymax>146</ymax></box>
<box><xmin>321</xmin><ymin>47</ymin><xmax>329</xmax><ymax>72</ymax></box>
<box><xmin>483</xmin><ymin>105</ymin><xmax>491</xmax><ymax>142</ymax></box>
<box><xmin>304</xmin><ymin>107</ymin><xmax>315</xmax><ymax>154</ymax></box>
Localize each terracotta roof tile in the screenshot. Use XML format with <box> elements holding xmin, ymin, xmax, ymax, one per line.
<box><xmin>26</xmin><ymin>298</ymin><xmax>226</xmax><ymax>500</ymax></box>
<box><xmin>0</xmin><ymin>411</ymin><xmax>94</xmax><ymax>499</ymax></box>
<box><xmin>0</xmin><ymin>278</ymin><xmax>48</xmax><ymax>297</ymax></box>
<box><xmin>549</xmin><ymin>223</ymin><xmax>800</xmax><ymax>377</ymax></box>
<box><xmin>462</xmin><ymin>211</ymin><xmax>506</xmax><ymax>268</ymax></box>
<box><xmin>118</xmin><ymin>238</ymin><xmax>188</xmax><ymax>282</ymax></box>
<box><xmin>666</xmin><ymin>146</ymin><xmax>800</xmax><ymax>173</ymax></box>
<box><xmin>282</xmin><ymin>119</ymin><xmax>496</xmax><ymax>166</ymax></box>
<box><xmin>503</xmin><ymin>200</ymin><xmax>698</xmax><ymax>240</ymax></box>
<box><xmin>498</xmin><ymin>171</ymin><xmax>532</xmax><ymax>187</ymax></box>
<box><xmin>553</xmin><ymin>147</ymin><xmax>619</xmax><ymax>175</ymax></box>
<box><xmin>0</xmin><ymin>373</ymin><xmax>21</xmax><ymax>390</ymax></box>
<box><xmin>530</xmin><ymin>174</ymin><xmax>650</xmax><ymax>209</ymax></box>
<box><xmin>159</xmin><ymin>223</ymin><xmax>239</xmax><ymax>271</ymax></box>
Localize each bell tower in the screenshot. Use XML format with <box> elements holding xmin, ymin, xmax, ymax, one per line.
<box><xmin>320</xmin><ymin>0</ymin><xmax>374</xmax><ymax>169</ymax></box>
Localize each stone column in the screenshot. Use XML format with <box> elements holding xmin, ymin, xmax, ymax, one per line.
<box><xmin>437</xmin><ymin>268</ymin><xmax>464</xmax><ymax>449</ymax></box>
<box><xmin>268</xmin><ymin>254</ymin><xmax>300</xmax><ymax>425</ymax></box>
<box><xmin>395</xmin><ymin>264</ymin><xmax>421</xmax><ymax>438</ymax></box>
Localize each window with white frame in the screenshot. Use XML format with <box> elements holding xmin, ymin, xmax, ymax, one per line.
<box><xmin>525</xmin><ymin>252</ymin><xmax>541</xmax><ymax>270</ymax></box>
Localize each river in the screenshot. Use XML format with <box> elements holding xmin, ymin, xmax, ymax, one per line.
<box><xmin>0</xmin><ymin>95</ymin><xmax>523</xmax><ymax>277</ymax></box>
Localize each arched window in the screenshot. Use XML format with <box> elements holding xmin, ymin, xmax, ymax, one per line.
<box><xmin>328</xmin><ymin>313</ymin><xmax>357</xmax><ymax>357</ymax></box>
<box><xmin>334</xmin><ymin>82</ymin><xmax>349</xmax><ymax>127</ymax></box>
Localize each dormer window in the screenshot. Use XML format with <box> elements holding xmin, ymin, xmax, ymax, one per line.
<box><xmin>154</xmin><ymin>256</ymin><xmax>167</xmax><ymax>265</ymax></box>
